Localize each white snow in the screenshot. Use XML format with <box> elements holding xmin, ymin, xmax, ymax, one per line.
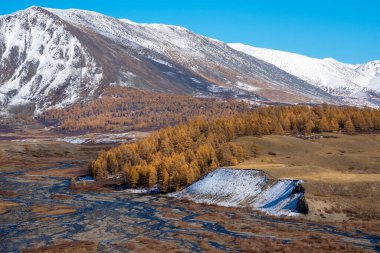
<box><xmin>229</xmin><ymin>43</ymin><xmax>380</xmax><ymax>91</ymax></box>
<box><xmin>44</xmin><ymin>7</ymin><xmax>325</xmax><ymax>103</ymax></box>
<box><xmin>170</xmin><ymin>168</ymin><xmax>303</xmax><ymax>216</ymax></box>
<box><xmin>0</xmin><ymin>7</ymin><xmax>103</xmax><ymax>112</ymax></box>
<box><xmin>77</xmin><ymin>175</ymin><xmax>95</xmax><ymax>182</ymax></box>
<box><xmin>147</xmin><ymin>56</ymin><xmax>174</xmax><ymax>67</ymax></box>
<box><xmin>56</xmin><ymin>132</ymin><xmax>135</xmax><ymax>144</ymax></box>
<box><xmin>229</xmin><ymin>43</ymin><xmax>380</xmax><ymax>107</ymax></box>
<box><xmin>56</xmin><ymin>137</ymin><xmax>89</xmax><ymax>144</ymax></box>
<box><xmin>121</xmin><ymin>187</ymin><xmax>159</xmax><ymax>194</ymax></box>
<box><xmin>235</xmin><ymin>81</ymin><xmax>259</xmax><ymax>92</ymax></box>
<box><xmin>252</xmin><ymin>180</ymin><xmax>302</xmax><ymax>216</ymax></box>
<box><xmin>1</xmin><ymin>7</ymin><xmax>378</xmax><ymax>113</ymax></box>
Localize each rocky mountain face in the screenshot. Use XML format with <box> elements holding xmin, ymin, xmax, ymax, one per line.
<box><xmin>0</xmin><ymin>7</ymin><xmax>361</xmax><ymax>114</ymax></box>
<box><xmin>229</xmin><ymin>43</ymin><xmax>380</xmax><ymax>108</ymax></box>
<box><xmin>0</xmin><ymin>7</ymin><xmax>103</xmax><ymax>113</ymax></box>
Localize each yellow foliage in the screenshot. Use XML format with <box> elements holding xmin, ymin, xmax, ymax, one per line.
<box><xmin>88</xmin><ymin>105</ymin><xmax>380</xmax><ymax>192</ymax></box>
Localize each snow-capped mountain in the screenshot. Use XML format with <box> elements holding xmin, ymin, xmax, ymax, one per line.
<box><xmin>0</xmin><ymin>7</ymin><xmax>339</xmax><ymax>114</ymax></box>
<box><xmin>229</xmin><ymin>43</ymin><xmax>380</xmax><ymax>107</ymax></box>
<box><xmin>0</xmin><ymin>7</ymin><xmax>102</xmax><ymax>112</ymax></box>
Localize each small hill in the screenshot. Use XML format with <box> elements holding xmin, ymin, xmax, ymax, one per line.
<box><xmin>170</xmin><ymin>168</ymin><xmax>304</xmax><ymax>216</ymax></box>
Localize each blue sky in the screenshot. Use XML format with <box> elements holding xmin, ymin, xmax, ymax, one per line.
<box><xmin>1</xmin><ymin>0</ymin><xmax>379</xmax><ymax>63</ymax></box>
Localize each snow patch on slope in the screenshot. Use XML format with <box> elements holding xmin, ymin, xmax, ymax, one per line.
<box><xmin>236</xmin><ymin>81</ymin><xmax>259</xmax><ymax>92</ymax></box>
<box><xmin>56</xmin><ymin>132</ymin><xmax>135</xmax><ymax>144</ymax></box>
<box><xmin>171</xmin><ymin>168</ymin><xmax>303</xmax><ymax>216</ymax></box>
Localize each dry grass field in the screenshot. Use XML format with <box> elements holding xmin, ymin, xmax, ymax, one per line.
<box><xmin>22</xmin><ymin>240</ymin><xmax>98</xmax><ymax>253</ymax></box>
<box><xmin>0</xmin><ymin>139</ymin><xmax>97</xmax><ymax>171</ymax></box>
<box><xmin>0</xmin><ymin>126</ymin><xmax>149</xmax><ymax>171</ymax></box>
<box><xmin>233</xmin><ymin>133</ymin><xmax>380</xmax><ymax>221</ymax></box>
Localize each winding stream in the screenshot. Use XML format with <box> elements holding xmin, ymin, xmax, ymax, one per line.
<box><xmin>1</xmin><ymin>162</ymin><xmax>379</xmax><ymax>252</ymax></box>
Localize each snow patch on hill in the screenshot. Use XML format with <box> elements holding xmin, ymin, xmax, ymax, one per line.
<box><xmin>170</xmin><ymin>168</ymin><xmax>304</xmax><ymax>216</ymax></box>
<box><xmin>236</xmin><ymin>81</ymin><xmax>260</xmax><ymax>92</ymax></box>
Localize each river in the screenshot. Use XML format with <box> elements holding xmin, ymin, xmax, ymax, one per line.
<box><xmin>1</xmin><ymin>162</ymin><xmax>379</xmax><ymax>252</ymax></box>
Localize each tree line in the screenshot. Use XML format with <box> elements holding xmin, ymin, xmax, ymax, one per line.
<box><xmin>89</xmin><ymin>105</ymin><xmax>380</xmax><ymax>192</ymax></box>
<box><xmin>39</xmin><ymin>87</ymin><xmax>251</xmax><ymax>132</ymax></box>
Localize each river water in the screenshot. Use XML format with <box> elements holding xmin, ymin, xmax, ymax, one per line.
<box><xmin>1</xmin><ymin>162</ymin><xmax>379</xmax><ymax>252</ymax></box>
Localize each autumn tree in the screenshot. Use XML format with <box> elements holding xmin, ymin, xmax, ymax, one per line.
<box><xmin>107</xmin><ymin>153</ymin><xmax>119</xmax><ymax>174</ymax></box>
<box><xmin>147</xmin><ymin>165</ymin><xmax>157</xmax><ymax>188</ymax></box>
<box><xmin>128</xmin><ymin>167</ymin><xmax>139</xmax><ymax>188</ymax></box>
<box><xmin>316</xmin><ymin>116</ymin><xmax>330</xmax><ymax>132</ymax></box>
<box><xmin>88</xmin><ymin>105</ymin><xmax>380</xmax><ymax>192</ymax></box>
<box><xmin>159</xmin><ymin>167</ymin><xmax>170</xmax><ymax>193</ymax></box>
<box><xmin>304</xmin><ymin>120</ymin><xmax>315</xmax><ymax>135</ymax></box>
<box><xmin>344</xmin><ymin>117</ymin><xmax>355</xmax><ymax>134</ymax></box>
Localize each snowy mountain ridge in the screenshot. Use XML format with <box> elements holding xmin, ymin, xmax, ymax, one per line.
<box><xmin>229</xmin><ymin>43</ymin><xmax>380</xmax><ymax>107</ymax></box>
<box><xmin>0</xmin><ymin>7</ymin><xmax>377</xmax><ymax>114</ymax></box>
<box><xmin>1</xmin><ymin>6</ymin><xmax>341</xmax><ymax>113</ymax></box>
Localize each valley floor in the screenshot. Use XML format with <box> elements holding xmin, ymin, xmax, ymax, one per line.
<box><xmin>1</xmin><ymin>131</ymin><xmax>380</xmax><ymax>252</ymax></box>
<box><xmin>233</xmin><ymin>133</ymin><xmax>380</xmax><ymax>222</ymax></box>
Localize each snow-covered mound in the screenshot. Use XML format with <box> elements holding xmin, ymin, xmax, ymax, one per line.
<box><xmin>171</xmin><ymin>168</ymin><xmax>304</xmax><ymax>216</ymax></box>
<box><xmin>229</xmin><ymin>43</ymin><xmax>380</xmax><ymax>108</ymax></box>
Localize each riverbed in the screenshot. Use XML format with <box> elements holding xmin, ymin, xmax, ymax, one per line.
<box><xmin>1</xmin><ymin>161</ymin><xmax>380</xmax><ymax>252</ymax></box>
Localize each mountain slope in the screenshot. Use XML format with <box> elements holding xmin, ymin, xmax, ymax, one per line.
<box><xmin>0</xmin><ymin>7</ymin><xmax>341</xmax><ymax>114</ymax></box>
<box><xmin>46</xmin><ymin>8</ymin><xmax>335</xmax><ymax>102</ymax></box>
<box><xmin>0</xmin><ymin>7</ymin><xmax>103</xmax><ymax>112</ymax></box>
<box><xmin>229</xmin><ymin>43</ymin><xmax>380</xmax><ymax>107</ymax></box>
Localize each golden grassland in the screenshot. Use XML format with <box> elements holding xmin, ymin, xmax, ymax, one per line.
<box><xmin>27</xmin><ymin>167</ymin><xmax>88</xmax><ymax>178</ymax></box>
<box><xmin>0</xmin><ymin>200</ymin><xmax>21</xmax><ymax>214</ymax></box>
<box><xmin>233</xmin><ymin>133</ymin><xmax>380</xmax><ymax>221</ymax></box>
<box><xmin>0</xmin><ymin>140</ymin><xmax>92</xmax><ymax>170</ymax></box>
<box><xmin>22</xmin><ymin>240</ymin><xmax>98</xmax><ymax>253</ymax></box>
<box><xmin>31</xmin><ymin>204</ymin><xmax>76</xmax><ymax>216</ymax></box>
<box><xmin>0</xmin><ymin>137</ymin><xmax>113</xmax><ymax>172</ymax></box>
<box><xmin>0</xmin><ymin>126</ymin><xmax>149</xmax><ymax>171</ymax></box>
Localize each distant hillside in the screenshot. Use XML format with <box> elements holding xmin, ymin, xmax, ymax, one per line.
<box><xmin>229</xmin><ymin>43</ymin><xmax>380</xmax><ymax>108</ymax></box>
